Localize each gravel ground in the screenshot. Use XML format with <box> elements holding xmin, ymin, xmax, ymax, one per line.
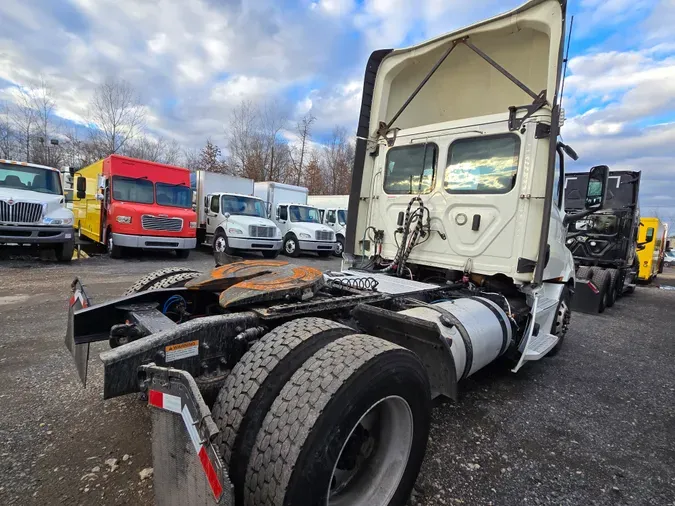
<box><xmin>0</xmin><ymin>248</ymin><xmax>673</xmax><ymax>506</ymax></box>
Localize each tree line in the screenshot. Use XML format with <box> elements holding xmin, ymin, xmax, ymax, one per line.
<box><xmin>0</xmin><ymin>77</ymin><xmax>354</xmax><ymax>195</ymax></box>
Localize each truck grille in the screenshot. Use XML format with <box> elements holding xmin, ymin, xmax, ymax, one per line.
<box><xmin>249</xmin><ymin>225</ymin><xmax>276</xmax><ymax>238</ymax></box>
<box><xmin>0</xmin><ymin>200</ymin><xmax>42</xmax><ymax>224</ymax></box>
<box><xmin>141</xmin><ymin>215</ymin><xmax>183</xmax><ymax>232</ymax></box>
<box><xmin>316</xmin><ymin>230</ymin><xmax>334</xmax><ymax>241</ymax></box>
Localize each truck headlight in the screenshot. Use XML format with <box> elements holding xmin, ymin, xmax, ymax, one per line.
<box><xmin>189</xmin><ymin>221</ymin><xmax>197</xmax><ymax>229</ymax></box>
<box><xmin>566</xmin><ymin>238</ymin><xmax>574</xmax><ymax>245</ymax></box>
<box><xmin>43</xmin><ymin>217</ymin><xmax>73</xmax><ymax>226</ymax></box>
<box><xmin>228</xmin><ymin>228</ymin><xmax>243</xmax><ymax>235</ymax></box>
<box><xmin>116</xmin><ymin>216</ymin><xmax>132</xmax><ymax>224</ymax></box>
<box><xmin>299</xmin><ymin>233</ymin><xmax>311</xmax><ymax>239</ymax></box>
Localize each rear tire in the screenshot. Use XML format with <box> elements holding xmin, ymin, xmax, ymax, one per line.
<box><xmin>124</xmin><ymin>267</ymin><xmax>201</xmax><ymax>295</ymax></box>
<box><xmin>261</xmin><ymin>250</ymin><xmax>280</xmax><ymax>259</ymax></box>
<box><xmin>576</xmin><ymin>266</ymin><xmax>592</xmax><ymax>280</ymax></box>
<box><xmin>211</xmin><ymin>318</ymin><xmax>354</xmax><ymax>506</ymax></box>
<box><xmin>175</xmin><ymin>249</ymin><xmax>190</xmax><ymax>259</ymax></box>
<box><xmin>244</xmin><ymin>335</ymin><xmax>431</xmax><ymax>506</ymax></box>
<box><xmin>55</xmin><ymin>241</ymin><xmax>74</xmax><ymax>262</ymax></box>
<box><xmin>601</xmin><ymin>268</ymin><xmax>617</xmax><ymax>308</ymax></box>
<box><xmin>593</xmin><ymin>270</ymin><xmax>611</xmax><ymax>313</ymax></box>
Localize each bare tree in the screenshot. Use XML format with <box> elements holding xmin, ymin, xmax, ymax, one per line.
<box><xmin>0</xmin><ymin>101</ymin><xmax>17</xmax><ymax>159</ymax></box>
<box><xmin>183</xmin><ymin>147</ymin><xmax>200</xmax><ymax>172</ymax></box>
<box><xmin>11</xmin><ymin>87</ymin><xmax>38</xmax><ymax>162</ymax></box>
<box><xmin>324</xmin><ymin>126</ymin><xmax>353</xmax><ymax>194</ymax></box>
<box><xmin>225</xmin><ymin>100</ymin><xmax>291</xmax><ymax>182</ymax></box>
<box><xmin>88</xmin><ymin>78</ymin><xmax>146</xmax><ymax>156</ymax></box>
<box><xmin>124</xmin><ymin>135</ymin><xmax>183</xmax><ymax>165</ymax></box>
<box><xmin>30</xmin><ymin>77</ymin><xmax>62</xmax><ymax>167</ymax></box>
<box><xmin>197</xmin><ymin>139</ymin><xmax>227</xmax><ymax>173</ymax></box>
<box><xmin>289</xmin><ymin>112</ymin><xmax>316</xmax><ymax>186</ymax></box>
<box><xmin>303</xmin><ymin>149</ymin><xmax>326</xmax><ymax>194</ymax></box>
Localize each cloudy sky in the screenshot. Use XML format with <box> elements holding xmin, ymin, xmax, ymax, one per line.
<box><xmin>0</xmin><ymin>0</ymin><xmax>673</xmax><ymax>220</ymax></box>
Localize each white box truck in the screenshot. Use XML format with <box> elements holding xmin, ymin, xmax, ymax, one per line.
<box><xmin>307</xmin><ymin>194</ymin><xmax>349</xmax><ymax>256</ymax></box>
<box><xmin>254</xmin><ymin>181</ymin><xmax>337</xmax><ymax>257</ymax></box>
<box><xmin>192</xmin><ymin>171</ymin><xmax>282</xmax><ymax>258</ymax></box>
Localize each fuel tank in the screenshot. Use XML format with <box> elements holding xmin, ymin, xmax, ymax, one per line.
<box><xmin>399</xmin><ymin>297</ymin><xmax>512</xmax><ymax>381</ymax></box>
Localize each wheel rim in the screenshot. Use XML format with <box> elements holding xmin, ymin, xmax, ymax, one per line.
<box><xmin>553</xmin><ymin>298</ymin><xmax>570</xmax><ymax>337</ymax></box>
<box><xmin>327</xmin><ymin>395</ymin><xmax>413</xmax><ymax>506</ymax></box>
<box><xmin>285</xmin><ymin>239</ymin><xmax>295</xmax><ymax>254</ymax></box>
<box><xmin>336</xmin><ymin>241</ymin><xmax>344</xmax><ymax>255</ymax></box>
<box><xmin>214</xmin><ymin>236</ymin><xmax>226</xmax><ymax>253</ymax></box>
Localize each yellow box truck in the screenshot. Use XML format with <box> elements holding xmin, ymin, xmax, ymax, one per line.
<box><xmin>636</xmin><ymin>217</ymin><xmax>668</xmax><ymax>282</ymax></box>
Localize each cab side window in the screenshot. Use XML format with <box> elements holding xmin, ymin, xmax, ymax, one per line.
<box><xmin>210</xmin><ymin>195</ymin><xmax>219</xmax><ymax>213</ymax></box>
<box><xmin>326</xmin><ymin>210</ymin><xmax>336</xmax><ymax>224</ymax></box>
<box><xmin>278</xmin><ymin>205</ymin><xmax>288</xmax><ymax>221</ymax></box>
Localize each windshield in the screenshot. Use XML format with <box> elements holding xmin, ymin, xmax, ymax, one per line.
<box><xmin>0</xmin><ymin>163</ymin><xmax>62</xmax><ymax>195</ymax></box>
<box><xmin>290</xmin><ymin>205</ymin><xmax>321</xmax><ymax>223</ymax></box>
<box><xmin>574</xmin><ymin>215</ymin><xmax>618</xmax><ymax>235</ymax></box>
<box><xmin>221</xmin><ymin>195</ymin><xmax>266</xmax><ymax>217</ymax></box>
<box><xmin>338</xmin><ymin>210</ymin><xmax>347</xmax><ymax>226</ymax></box>
<box><xmin>112</xmin><ymin>176</ymin><xmax>154</xmax><ymax>204</ymax></box>
<box><xmin>156</xmin><ymin>183</ymin><xmax>192</xmax><ymax>208</ymax></box>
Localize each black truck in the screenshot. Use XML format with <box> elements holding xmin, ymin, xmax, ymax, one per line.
<box><xmin>564</xmin><ymin>170</ymin><xmax>641</xmax><ymax>313</ymax></box>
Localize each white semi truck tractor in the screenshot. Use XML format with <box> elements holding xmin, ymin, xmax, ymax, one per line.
<box><xmin>65</xmin><ymin>2</ymin><xmax>608</xmax><ymax>505</ymax></box>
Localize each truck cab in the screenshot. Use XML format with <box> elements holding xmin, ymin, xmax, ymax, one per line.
<box><xmin>637</xmin><ymin>217</ymin><xmax>667</xmax><ymax>282</ymax></box>
<box><xmin>205</xmin><ymin>192</ymin><xmax>282</xmax><ymax>258</ymax></box>
<box><xmin>272</xmin><ymin>203</ymin><xmax>336</xmax><ymax>257</ymax></box>
<box><xmin>0</xmin><ymin>159</ymin><xmax>75</xmax><ymax>261</ymax></box>
<box><xmin>307</xmin><ymin>195</ymin><xmax>349</xmax><ymax>256</ymax></box>
<box><xmin>73</xmin><ymin>155</ymin><xmax>197</xmax><ymax>258</ymax></box>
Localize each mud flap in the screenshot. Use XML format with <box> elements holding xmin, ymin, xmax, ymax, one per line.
<box><xmin>139</xmin><ymin>364</ymin><xmax>234</xmax><ymax>506</ymax></box>
<box><xmin>570</xmin><ymin>279</ymin><xmax>603</xmax><ymax>314</ymax></box>
<box><xmin>65</xmin><ymin>278</ymin><xmax>92</xmax><ymax>385</ymax></box>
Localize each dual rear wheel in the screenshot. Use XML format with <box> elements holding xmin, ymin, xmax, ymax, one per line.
<box><xmin>211</xmin><ymin>318</ymin><xmax>431</xmax><ymax>506</ymax></box>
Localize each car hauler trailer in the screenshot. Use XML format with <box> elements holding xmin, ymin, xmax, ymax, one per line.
<box><xmin>307</xmin><ymin>194</ymin><xmax>349</xmax><ymax>256</ymax></box>
<box><xmin>72</xmin><ymin>155</ymin><xmax>197</xmax><ymax>258</ymax></box>
<box><xmin>637</xmin><ymin>217</ymin><xmax>668</xmax><ymax>283</ymax></box>
<box><xmin>64</xmin><ymin>2</ymin><xmax>606</xmax><ymax>505</ymax></box>
<box><xmin>564</xmin><ymin>170</ymin><xmax>641</xmax><ymax>313</ymax></box>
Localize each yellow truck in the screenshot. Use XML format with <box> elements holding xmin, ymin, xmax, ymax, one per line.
<box><xmin>636</xmin><ymin>217</ymin><xmax>668</xmax><ymax>282</ymax></box>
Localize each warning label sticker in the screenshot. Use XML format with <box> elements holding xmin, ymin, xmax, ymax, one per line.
<box><xmin>165</xmin><ymin>340</ymin><xmax>199</xmax><ymax>363</ymax></box>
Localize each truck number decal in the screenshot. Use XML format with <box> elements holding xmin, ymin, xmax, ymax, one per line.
<box><xmin>165</xmin><ymin>340</ymin><xmax>199</xmax><ymax>362</ymax></box>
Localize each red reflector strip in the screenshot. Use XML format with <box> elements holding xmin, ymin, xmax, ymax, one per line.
<box><xmin>148</xmin><ymin>390</ymin><xmax>163</xmax><ymax>408</ymax></box>
<box><xmin>198</xmin><ymin>446</ymin><xmax>223</xmax><ymax>501</ymax></box>
<box><xmin>587</xmin><ymin>281</ymin><xmax>599</xmax><ymax>294</ymax></box>
<box><xmin>147</xmin><ymin>390</ymin><xmax>181</xmax><ymax>413</ymax></box>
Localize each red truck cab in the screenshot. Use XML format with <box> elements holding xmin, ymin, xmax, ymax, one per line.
<box><xmin>73</xmin><ymin>155</ymin><xmax>197</xmax><ymax>258</ymax></box>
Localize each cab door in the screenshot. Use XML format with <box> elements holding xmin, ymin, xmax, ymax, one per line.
<box><xmin>205</xmin><ymin>194</ymin><xmax>220</xmax><ymax>235</ymax></box>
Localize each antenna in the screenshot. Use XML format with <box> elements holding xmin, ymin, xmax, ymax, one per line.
<box><xmin>559</xmin><ymin>15</ymin><xmax>575</xmax><ymax>111</ymax></box>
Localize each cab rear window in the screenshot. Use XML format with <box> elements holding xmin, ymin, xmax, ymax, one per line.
<box><xmin>444</xmin><ymin>134</ymin><xmax>520</xmax><ymax>194</ymax></box>
<box><xmin>383</xmin><ymin>144</ymin><xmax>437</xmax><ymax>194</ymax></box>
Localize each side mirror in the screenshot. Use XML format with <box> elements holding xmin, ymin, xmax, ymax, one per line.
<box><xmin>666</xmin><ymin>240</ymin><xmax>671</xmax><ymax>251</ymax></box>
<box><xmin>584</xmin><ymin>165</ymin><xmax>609</xmax><ymax>211</ymax></box>
<box><xmin>76</xmin><ymin>176</ymin><xmax>86</xmax><ymax>199</ymax></box>
<box><xmin>558</xmin><ymin>142</ymin><xmax>579</xmax><ymax>161</ymax></box>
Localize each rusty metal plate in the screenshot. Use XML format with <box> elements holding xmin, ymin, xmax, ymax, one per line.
<box><xmin>185</xmin><ymin>260</ymin><xmax>289</xmax><ymax>292</ymax></box>
<box><xmin>183</xmin><ymin>260</ymin><xmax>324</xmax><ymax>308</ymax></box>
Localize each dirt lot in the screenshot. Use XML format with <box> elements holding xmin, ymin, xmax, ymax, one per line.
<box><xmin>0</xmin><ymin>249</ymin><xmax>673</xmax><ymax>506</ymax></box>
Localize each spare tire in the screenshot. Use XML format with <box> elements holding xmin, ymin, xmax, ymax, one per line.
<box><xmin>124</xmin><ymin>267</ymin><xmax>201</xmax><ymax>295</ymax></box>
<box><xmin>244</xmin><ymin>334</ymin><xmax>431</xmax><ymax>506</ymax></box>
